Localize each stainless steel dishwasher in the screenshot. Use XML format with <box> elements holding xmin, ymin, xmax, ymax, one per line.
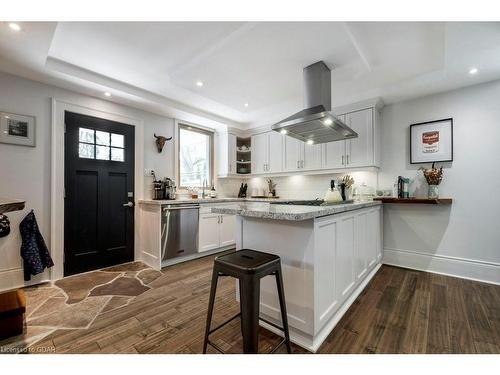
<box><xmin>161</xmin><ymin>203</ymin><xmax>200</xmax><ymax>262</ymax></box>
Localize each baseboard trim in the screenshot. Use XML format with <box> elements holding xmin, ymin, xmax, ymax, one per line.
<box><xmin>0</xmin><ymin>267</ymin><xmax>50</xmax><ymax>293</ymax></box>
<box><xmin>383</xmin><ymin>248</ymin><xmax>500</xmax><ymax>285</ymax></box>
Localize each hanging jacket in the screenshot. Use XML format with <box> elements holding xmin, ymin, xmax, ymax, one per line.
<box><xmin>19</xmin><ymin>210</ymin><xmax>54</xmax><ymax>281</ymax></box>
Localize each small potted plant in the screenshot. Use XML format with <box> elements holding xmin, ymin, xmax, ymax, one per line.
<box><xmin>267</xmin><ymin>178</ymin><xmax>277</xmax><ymax>197</ymax></box>
<box><xmin>420</xmin><ymin>162</ymin><xmax>443</xmax><ymax>198</ymax></box>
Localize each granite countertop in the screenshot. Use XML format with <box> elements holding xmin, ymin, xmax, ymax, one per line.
<box><xmin>138</xmin><ymin>197</ymin><xmax>290</xmax><ymax>205</ymax></box>
<box><xmin>211</xmin><ymin>201</ymin><xmax>382</xmax><ymax>221</ymax></box>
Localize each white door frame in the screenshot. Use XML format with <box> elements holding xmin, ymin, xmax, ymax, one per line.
<box><xmin>50</xmin><ymin>98</ymin><xmax>144</xmax><ymax>281</ymax></box>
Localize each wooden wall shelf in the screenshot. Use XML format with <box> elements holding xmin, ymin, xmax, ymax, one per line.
<box><xmin>0</xmin><ymin>198</ymin><xmax>26</xmax><ymax>214</ymax></box>
<box><xmin>373</xmin><ymin>197</ymin><xmax>452</xmax><ymax>205</ymax></box>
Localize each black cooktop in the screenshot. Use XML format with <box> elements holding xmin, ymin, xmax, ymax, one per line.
<box><xmin>270</xmin><ymin>199</ymin><xmax>325</xmax><ymax>206</ymax></box>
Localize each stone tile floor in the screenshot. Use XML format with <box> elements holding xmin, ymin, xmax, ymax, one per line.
<box><xmin>0</xmin><ymin>262</ymin><xmax>162</xmax><ymax>353</ymax></box>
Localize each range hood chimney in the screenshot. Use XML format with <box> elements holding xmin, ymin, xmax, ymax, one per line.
<box><xmin>271</xmin><ymin>61</ymin><xmax>357</xmax><ymax>144</ymax></box>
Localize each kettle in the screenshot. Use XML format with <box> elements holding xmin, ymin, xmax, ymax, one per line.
<box><xmin>324</xmin><ymin>180</ymin><xmax>343</xmax><ymax>203</ymax></box>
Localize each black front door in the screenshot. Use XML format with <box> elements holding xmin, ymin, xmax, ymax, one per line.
<box><xmin>64</xmin><ymin>111</ymin><xmax>135</xmax><ymax>276</ymax></box>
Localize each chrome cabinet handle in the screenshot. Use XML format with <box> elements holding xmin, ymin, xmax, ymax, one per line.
<box><xmin>123</xmin><ymin>201</ymin><xmax>134</xmax><ymax>207</ymax></box>
<box><xmin>221</xmin><ymin>215</ymin><xmax>223</xmax><ymax>223</ymax></box>
<box><xmin>342</xmin><ymin>155</ymin><xmax>344</xmax><ymax>165</ymax></box>
<box><xmin>346</xmin><ymin>155</ymin><xmax>349</xmax><ymax>165</ymax></box>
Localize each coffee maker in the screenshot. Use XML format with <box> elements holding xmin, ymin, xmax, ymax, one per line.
<box><xmin>152</xmin><ymin>180</ymin><xmax>165</xmax><ymax>200</ymax></box>
<box><xmin>163</xmin><ymin>178</ymin><xmax>176</xmax><ymax>200</ymax></box>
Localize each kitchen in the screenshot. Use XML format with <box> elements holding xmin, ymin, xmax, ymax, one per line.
<box><xmin>0</xmin><ymin>3</ymin><xmax>499</xmax><ymax>371</ymax></box>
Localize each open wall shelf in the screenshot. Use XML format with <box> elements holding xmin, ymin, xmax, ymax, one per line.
<box><xmin>373</xmin><ymin>197</ymin><xmax>452</xmax><ymax>205</ymax></box>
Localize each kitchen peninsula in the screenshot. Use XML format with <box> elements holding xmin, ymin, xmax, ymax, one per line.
<box><xmin>211</xmin><ymin>201</ymin><xmax>383</xmax><ymax>352</ymax></box>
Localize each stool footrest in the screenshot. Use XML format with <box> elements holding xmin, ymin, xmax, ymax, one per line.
<box><xmin>208</xmin><ymin>312</ymin><xmax>241</xmax><ymax>335</ymax></box>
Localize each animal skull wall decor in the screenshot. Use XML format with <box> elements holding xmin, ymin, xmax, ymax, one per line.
<box><xmin>154</xmin><ymin>133</ymin><xmax>172</xmax><ymax>153</ymax></box>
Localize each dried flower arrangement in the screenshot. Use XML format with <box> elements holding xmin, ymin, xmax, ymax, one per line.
<box><xmin>420</xmin><ymin>162</ymin><xmax>444</xmax><ymax>185</ymax></box>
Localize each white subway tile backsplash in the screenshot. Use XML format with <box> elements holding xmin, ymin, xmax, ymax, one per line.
<box><xmin>217</xmin><ymin>171</ymin><xmax>378</xmax><ymax>199</ymax></box>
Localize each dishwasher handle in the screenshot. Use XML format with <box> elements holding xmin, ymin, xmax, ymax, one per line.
<box><xmin>163</xmin><ymin>205</ymin><xmax>200</xmax><ymax>211</ymax></box>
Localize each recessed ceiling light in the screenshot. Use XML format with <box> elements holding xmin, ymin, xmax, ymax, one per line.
<box><xmin>8</xmin><ymin>23</ymin><xmax>21</xmax><ymax>32</ymax></box>
<box><xmin>104</xmin><ymin>92</ymin><xmax>111</xmax><ymax>97</ymax></box>
<box><xmin>196</xmin><ymin>81</ymin><xmax>204</xmax><ymax>87</ymax></box>
<box><xmin>4</xmin><ymin>115</ymin><xmax>9</xmax><ymax>119</ymax></box>
<box><xmin>244</xmin><ymin>103</ymin><xmax>249</xmax><ymax>107</ymax></box>
<box><xmin>280</xmin><ymin>129</ymin><xmax>287</xmax><ymax>135</ymax></box>
<box><xmin>323</xmin><ymin>118</ymin><xmax>333</xmax><ymax>126</ymax></box>
<box><xmin>469</xmin><ymin>67</ymin><xmax>479</xmax><ymax>75</ymax></box>
<box><xmin>306</xmin><ymin>139</ymin><xmax>314</xmax><ymax>145</ymax></box>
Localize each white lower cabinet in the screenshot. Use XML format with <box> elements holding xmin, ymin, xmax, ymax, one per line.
<box><xmin>198</xmin><ymin>213</ymin><xmax>220</xmax><ymax>252</ymax></box>
<box><xmin>199</xmin><ymin>211</ymin><xmax>236</xmax><ymax>252</ymax></box>
<box><xmin>219</xmin><ymin>214</ymin><xmax>236</xmax><ymax>247</ymax></box>
<box><xmin>337</xmin><ymin>215</ymin><xmax>356</xmax><ymax>300</ymax></box>
<box><xmin>314</xmin><ymin>205</ymin><xmax>382</xmax><ymax>322</ymax></box>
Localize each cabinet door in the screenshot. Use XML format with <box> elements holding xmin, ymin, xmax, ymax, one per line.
<box><xmin>251</xmin><ymin>133</ymin><xmax>267</xmax><ymax>174</ymax></box>
<box><xmin>366</xmin><ymin>209</ymin><xmax>379</xmax><ymax>269</ymax></box>
<box><xmin>323</xmin><ymin>115</ymin><xmax>346</xmax><ymax>169</ymax></box>
<box><xmin>303</xmin><ymin>143</ymin><xmax>322</xmax><ymax>170</ymax></box>
<box><xmin>228</xmin><ymin>134</ymin><xmax>237</xmax><ymax>174</ymax></box>
<box><xmin>346</xmin><ymin>108</ymin><xmax>373</xmax><ymax>168</ymax></box>
<box><xmin>267</xmin><ymin>131</ymin><xmax>283</xmax><ymax>173</ymax></box>
<box><xmin>337</xmin><ymin>215</ymin><xmax>356</xmax><ymax>302</ymax></box>
<box><xmin>198</xmin><ymin>213</ymin><xmax>220</xmax><ymax>252</ymax></box>
<box><xmin>219</xmin><ymin>214</ymin><xmax>236</xmax><ymax>247</ymax></box>
<box><xmin>354</xmin><ymin>211</ymin><xmax>368</xmax><ymax>281</ymax></box>
<box><xmin>284</xmin><ymin>136</ymin><xmax>303</xmax><ymax>171</ymax></box>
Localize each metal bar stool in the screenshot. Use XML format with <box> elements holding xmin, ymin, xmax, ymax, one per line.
<box><xmin>202</xmin><ymin>249</ymin><xmax>292</xmax><ymax>354</ymax></box>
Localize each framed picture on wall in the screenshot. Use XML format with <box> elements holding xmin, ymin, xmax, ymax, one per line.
<box><xmin>0</xmin><ymin>111</ymin><xmax>36</xmax><ymax>147</ymax></box>
<box><xmin>410</xmin><ymin>118</ymin><xmax>453</xmax><ymax>164</ymax></box>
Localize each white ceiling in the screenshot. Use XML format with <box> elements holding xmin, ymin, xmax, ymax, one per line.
<box><xmin>1</xmin><ymin>21</ymin><xmax>500</xmax><ymax>129</ymax></box>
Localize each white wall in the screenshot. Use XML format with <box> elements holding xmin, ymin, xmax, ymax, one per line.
<box><xmin>0</xmin><ymin>72</ymin><xmax>175</xmax><ymax>290</ymax></box>
<box><xmin>379</xmin><ymin>80</ymin><xmax>500</xmax><ymax>284</ymax></box>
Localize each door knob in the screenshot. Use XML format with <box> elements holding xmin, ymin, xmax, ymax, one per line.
<box><xmin>122</xmin><ymin>201</ymin><xmax>134</xmax><ymax>207</ymax></box>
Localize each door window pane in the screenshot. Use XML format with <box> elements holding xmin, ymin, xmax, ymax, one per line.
<box><xmin>111</xmin><ymin>147</ymin><xmax>124</xmax><ymax>162</ymax></box>
<box><xmin>78</xmin><ymin>127</ymin><xmax>125</xmax><ymax>162</ymax></box>
<box><xmin>79</xmin><ymin>128</ymin><xmax>94</xmax><ymax>143</ymax></box>
<box><xmin>179</xmin><ymin>126</ymin><xmax>212</xmax><ymax>187</ymax></box>
<box><xmin>96</xmin><ymin>145</ymin><xmax>110</xmax><ymax>160</ymax></box>
<box><xmin>111</xmin><ymin>133</ymin><xmax>124</xmax><ymax>148</ymax></box>
<box><xmin>79</xmin><ymin>143</ymin><xmax>95</xmax><ymax>159</ymax></box>
<box><xmin>96</xmin><ymin>130</ymin><xmax>110</xmax><ymax>145</ymax></box>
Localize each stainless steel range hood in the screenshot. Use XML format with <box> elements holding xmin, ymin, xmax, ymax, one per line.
<box><xmin>272</xmin><ymin>61</ymin><xmax>358</xmax><ymax>144</ymax></box>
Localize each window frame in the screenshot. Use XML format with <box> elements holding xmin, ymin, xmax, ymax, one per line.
<box><xmin>177</xmin><ymin>123</ymin><xmax>214</xmax><ymax>189</ymax></box>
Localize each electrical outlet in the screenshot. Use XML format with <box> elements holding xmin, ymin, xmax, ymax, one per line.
<box><xmin>144</xmin><ymin>169</ymin><xmax>155</xmax><ymax>177</ymax></box>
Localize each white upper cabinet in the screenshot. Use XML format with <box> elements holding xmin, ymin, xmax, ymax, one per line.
<box><xmin>217</xmin><ymin>132</ymin><xmax>237</xmax><ymax>176</ymax></box>
<box><xmin>303</xmin><ymin>143</ymin><xmax>322</xmax><ymax>170</ymax></box>
<box><xmin>251</xmin><ymin>133</ymin><xmax>267</xmax><ymax>174</ymax></box>
<box><xmin>345</xmin><ymin>108</ymin><xmax>374</xmax><ymax>168</ymax></box>
<box><xmin>267</xmin><ymin>131</ymin><xmax>283</xmax><ymax>173</ymax></box>
<box><xmin>251</xmin><ymin>131</ymin><xmax>283</xmax><ymax>174</ymax></box>
<box><xmin>284</xmin><ymin>136</ymin><xmax>303</xmax><ymax>171</ymax></box>
<box><xmin>323</xmin><ymin>114</ymin><xmax>347</xmax><ymax>169</ymax></box>
<box><xmin>228</xmin><ymin>134</ymin><xmax>237</xmax><ymax>174</ymax></box>
<box><xmin>218</xmin><ymin>99</ymin><xmax>381</xmax><ymax>177</ymax></box>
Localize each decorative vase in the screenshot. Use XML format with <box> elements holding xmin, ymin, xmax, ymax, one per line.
<box><xmin>428</xmin><ymin>185</ymin><xmax>439</xmax><ymax>199</ymax></box>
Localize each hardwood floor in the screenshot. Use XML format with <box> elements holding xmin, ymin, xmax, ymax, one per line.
<box><xmin>28</xmin><ymin>254</ymin><xmax>500</xmax><ymax>354</ymax></box>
